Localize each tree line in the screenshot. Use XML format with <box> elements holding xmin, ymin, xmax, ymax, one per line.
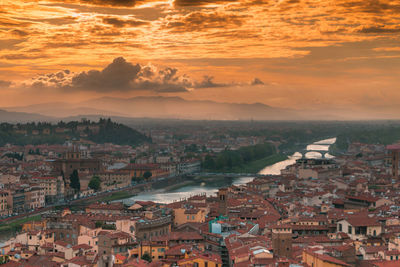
<box><xmin>202</xmin><ymin>143</ymin><xmax>277</xmax><ymax>171</ymax></box>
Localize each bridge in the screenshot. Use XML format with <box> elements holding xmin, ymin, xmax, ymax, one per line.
<box><xmin>299</xmin><ymin>149</ymin><xmax>333</xmax><ymax>159</ymax></box>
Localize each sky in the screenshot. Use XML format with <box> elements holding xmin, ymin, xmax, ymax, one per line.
<box><xmin>1</xmin><ymin>0</ymin><xmax>400</xmax><ymax>118</ymax></box>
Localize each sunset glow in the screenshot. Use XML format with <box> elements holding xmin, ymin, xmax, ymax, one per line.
<box><xmin>1</xmin><ymin>0</ymin><xmax>400</xmax><ymax>118</ymax></box>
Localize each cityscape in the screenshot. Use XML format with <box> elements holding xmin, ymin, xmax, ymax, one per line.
<box><xmin>1</xmin><ymin>0</ymin><xmax>400</xmax><ymax>267</ymax></box>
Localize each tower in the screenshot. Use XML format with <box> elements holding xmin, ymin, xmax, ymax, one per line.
<box><xmin>271</xmin><ymin>224</ymin><xmax>292</xmax><ymax>258</ymax></box>
<box><xmin>217</xmin><ymin>188</ymin><xmax>228</xmax><ymax>216</ymax></box>
<box><xmin>387</xmin><ymin>145</ymin><xmax>400</xmax><ymax>179</ymax></box>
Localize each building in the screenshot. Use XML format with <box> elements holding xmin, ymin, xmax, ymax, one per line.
<box><xmin>271</xmin><ymin>224</ymin><xmax>292</xmax><ymax>258</ymax></box>
<box><xmin>52</xmin><ymin>150</ymin><xmax>102</xmax><ymax>178</ymax></box>
<box><xmin>95</xmin><ymin>170</ymin><xmax>131</xmax><ymax>188</ymax></box>
<box><xmin>178</xmin><ymin>159</ymin><xmax>201</xmax><ymax>174</ymax></box>
<box><xmin>337</xmin><ymin>216</ymin><xmax>382</xmax><ymax>240</ymax></box>
<box><xmin>25</xmin><ymin>185</ymin><xmax>45</xmax><ymax>209</ymax></box>
<box><xmin>135</xmin><ymin>213</ymin><xmax>172</xmax><ymax>241</ymax></box>
<box><xmin>0</xmin><ymin>190</ymin><xmax>11</xmax><ymax>216</ymax></box>
<box><xmin>302</xmin><ymin>250</ymin><xmax>351</xmax><ymax>267</ymax></box>
<box><xmin>31</xmin><ymin>176</ymin><xmax>64</xmax><ymax>204</ymax></box>
<box><xmin>387</xmin><ymin>144</ymin><xmax>400</xmax><ymax>179</ymax></box>
<box><xmin>97</xmin><ymin>231</ymin><xmax>135</xmax><ymax>267</ymax></box>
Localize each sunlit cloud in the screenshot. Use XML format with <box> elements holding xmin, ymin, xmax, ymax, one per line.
<box><xmin>0</xmin><ymin>0</ymin><xmax>400</xmax><ymax>117</ymax></box>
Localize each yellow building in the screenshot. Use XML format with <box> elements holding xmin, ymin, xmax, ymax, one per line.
<box><xmin>0</xmin><ymin>190</ymin><xmax>11</xmax><ymax>216</ymax></box>
<box><xmin>302</xmin><ymin>250</ymin><xmax>350</xmax><ymax>267</ymax></box>
<box><xmin>139</xmin><ymin>241</ymin><xmax>168</xmax><ymax>262</ymax></box>
<box><xmin>176</xmin><ymin>253</ymin><xmax>222</xmax><ymax>267</ymax></box>
<box><xmin>22</xmin><ymin>220</ymin><xmax>47</xmax><ymax>232</ymax></box>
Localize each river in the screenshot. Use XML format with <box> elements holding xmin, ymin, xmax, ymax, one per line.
<box><xmin>123</xmin><ymin>137</ymin><xmax>336</xmax><ymax>204</ymax></box>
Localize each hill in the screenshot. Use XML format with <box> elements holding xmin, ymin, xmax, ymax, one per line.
<box><xmin>0</xmin><ymin>119</ymin><xmax>150</xmax><ymax>146</ymax></box>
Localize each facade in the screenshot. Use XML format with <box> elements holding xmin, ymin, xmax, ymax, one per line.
<box><xmin>271</xmin><ymin>224</ymin><xmax>292</xmax><ymax>258</ymax></box>
<box><xmin>52</xmin><ymin>150</ymin><xmax>102</xmax><ymax>178</ymax></box>
<box><xmin>32</xmin><ymin>176</ymin><xmax>64</xmax><ymax>204</ymax></box>
<box><xmin>302</xmin><ymin>250</ymin><xmax>351</xmax><ymax>267</ymax></box>
<box><xmin>95</xmin><ymin>170</ymin><xmax>131</xmax><ymax>188</ymax></box>
<box><xmin>337</xmin><ymin>217</ymin><xmax>382</xmax><ymax>241</ymax></box>
<box><xmin>387</xmin><ymin>144</ymin><xmax>400</xmax><ymax>179</ymax></box>
<box><xmin>25</xmin><ymin>186</ymin><xmax>45</xmax><ymax>209</ymax></box>
<box><xmin>178</xmin><ymin>159</ymin><xmax>201</xmax><ymax>174</ymax></box>
<box><xmin>135</xmin><ymin>214</ymin><xmax>172</xmax><ymax>241</ymax></box>
<box><xmin>0</xmin><ymin>190</ymin><xmax>11</xmax><ymax>216</ymax></box>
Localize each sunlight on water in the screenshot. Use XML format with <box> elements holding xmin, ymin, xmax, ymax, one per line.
<box><xmin>258</xmin><ymin>152</ymin><xmax>302</xmax><ymax>175</ymax></box>
<box><xmin>313</xmin><ymin>137</ymin><xmax>337</xmax><ymax>145</ymax></box>
<box><xmin>126</xmin><ymin>138</ymin><xmax>336</xmax><ymax>204</ymax></box>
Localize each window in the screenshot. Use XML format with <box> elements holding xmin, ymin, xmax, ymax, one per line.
<box><xmin>348</xmin><ymin>226</ymin><xmax>352</xmax><ymax>234</ymax></box>
<box><xmin>373</xmin><ymin>230</ymin><xmax>377</xmax><ymax>236</ymax></box>
<box><xmin>339</xmin><ymin>224</ymin><xmax>342</xmax><ymax>232</ymax></box>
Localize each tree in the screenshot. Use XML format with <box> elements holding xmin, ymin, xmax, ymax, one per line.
<box><xmin>202</xmin><ymin>154</ymin><xmax>215</xmax><ymax>169</ymax></box>
<box><xmin>88</xmin><ymin>176</ymin><xmax>101</xmax><ymax>191</ymax></box>
<box><xmin>69</xmin><ymin>170</ymin><xmax>80</xmax><ymax>192</ymax></box>
<box><xmin>141</xmin><ymin>252</ymin><xmax>152</xmax><ymax>262</ymax></box>
<box><xmin>132</xmin><ymin>176</ymin><xmax>143</xmax><ymax>184</ymax></box>
<box><xmin>143</xmin><ymin>171</ymin><xmax>152</xmax><ymax>180</ymax></box>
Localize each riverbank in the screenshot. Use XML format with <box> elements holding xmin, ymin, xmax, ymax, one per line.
<box><xmin>0</xmin><ymin>215</ymin><xmax>41</xmax><ymax>234</ymax></box>
<box><xmin>230</xmin><ymin>154</ymin><xmax>288</xmax><ymax>173</ymax></box>
<box><xmin>203</xmin><ymin>153</ymin><xmax>288</xmax><ymax>174</ymax></box>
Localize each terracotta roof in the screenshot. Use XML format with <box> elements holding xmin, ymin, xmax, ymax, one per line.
<box><xmin>304</xmin><ymin>250</ymin><xmax>351</xmax><ymax>267</ymax></box>
<box><xmin>344</xmin><ymin>216</ymin><xmax>381</xmax><ymax>227</ymax></box>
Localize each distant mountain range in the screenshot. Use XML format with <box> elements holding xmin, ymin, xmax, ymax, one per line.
<box><xmin>1</xmin><ymin>96</ymin><xmax>306</xmax><ymax>121</ymax></box>
<box><xmin>0</xmin><ymin>109</ymin><xmax>54</xmax><ymax>123</ymax></box>
<box><xmin>0</xmin><ymin>96</ymin><xmax>352</xmax><ymax>122</ymax></box>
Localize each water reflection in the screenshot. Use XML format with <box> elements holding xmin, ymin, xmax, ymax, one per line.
<box><xmin>305</xmin><ymin>151</ymin><xmax>323</xmax><ymax>159</ymax></box>
<box><xmin>258</xmin><ymin>152</ymin><xmax>302</xmax><ymax>175</ymax></box>
<box><xmin>125</xmin><ymin>138</ymin><xmax>336</xmax><ymax>204</ymax></box>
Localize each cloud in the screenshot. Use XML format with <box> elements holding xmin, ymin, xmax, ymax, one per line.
<box><xmin>27</xmin><ymin>57</ymin><xmax>194</xmax><ymax>92</ymax></box>
<box><xmin>358</xmin><ymin>26</ymin><xmax>400</xmax><ymax>34</ymax></box>
<box><xmin>102</xmin><ymin>17</ymin><xmax>149</xmax><ymax>28</ymax></box>
<box><xmin>194</xmin><ymin>75</ymin><xmax>227</xmax><ymax>88</ymax></box>
<box><xmin>9</xmin><ymin>29</ymin><xmax>29</xmax><ymax>37</ymax></box>
<box><xmin>39</xmin><ymin>0</ymin><xmax>156</xmax><ymax>7</ymax></box>
<box><xmin>173</xmin><ymin>0</ymin><xmax>237</xmax><ymax>6</ymax></box>
<box><xmin>163</xmin><ymin>11</ymin><xmax>248</xmax><ymax>32</ymax></box>
<box><xmin>70</xmin><ymin>57</ymin><xmax>141</xmax><ymax>91</ymax></box>
<box><xmin>0</xmin><ymin>80</ymin><xmax>11</xmax><ymax>88</ymax></box>
<box><xmin>251</xmin><ymin>77</ymin><xmax>264</xmax><ymax>85</ymax></box>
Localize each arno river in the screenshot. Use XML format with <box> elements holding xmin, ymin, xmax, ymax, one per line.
<box><xmin>123</xmin><ymin>137</ymin><xmax>336</xmax><ymax>204</ymax></box>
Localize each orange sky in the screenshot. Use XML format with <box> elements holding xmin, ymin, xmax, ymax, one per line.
<box><xmin>1</xmin><ymin>0</ymin><xmax>400</xmax><ymax>117</ymax></box>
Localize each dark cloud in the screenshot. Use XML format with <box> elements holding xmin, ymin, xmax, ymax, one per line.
<box><xmin>28</xmin><ymin>57</ymin><xmax>193</xmax><ymax>93</ymax></box>
<box><xmin>0</xmin><ymin>39</ymin><xmax>26</xmax><ymax>51</ymax></box>
<box><xmin>358</xmin><ymin>26</ymin><xmax>400</xmax><ymax>34</ymax></box>
<box><xmin>102</xmin><ymin>17</ymin><xmax>149</xmax><ymax>27</ymax></box>
<box><xmin>42</xmin><ymin>0</ymin><xmax>154</xmax><ymax>7</ymax></box>
<box><xmin>194</xmin><ymin>75</ymin><xmax>226</xmax><ymax>88</ymax></box>
<box><xmin>173</xmin><ymin>0</ymin><xmax>237</xmax><ymax>6</ymax></box>
<box><xmin>10</xmin><ymin>29</ymin><xmax>29</xmax><ymax>36</ymax></box>
<box><xmin>0</xmin><ymin>80</ymin><xmax>11</xmax><ymax>88</ymax></box>
<box><xmin>71</xmin><ymin>57</ymin><xmax>141</xmax><ymax>91</ymax></box>
<box><xmin>164</xmin><ymin>11</ymin><xmax>248</xmax><ymax>32</ymax></box>
<box><xmin>251</xmin><ymin>77</ymin><xmax>264</xmax><ymax>85</ymax></box>
<box><xmin>339</xmin><ymin>1</ymin><xmax>400</xmax><ymax>14</ymax></box>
